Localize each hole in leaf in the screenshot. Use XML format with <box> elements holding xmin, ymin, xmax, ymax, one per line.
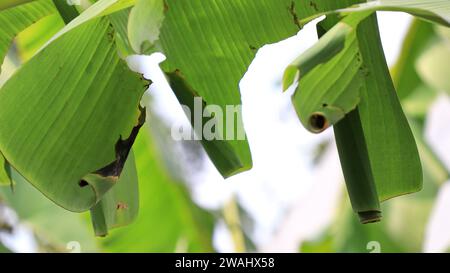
<box><xmin>116</xmin><ymin>202</ymin><xmax>128</xmax><ymax>210</ymax></box>
<box><xmin>309</xmin><ymin>113</ymin><xmax>328</xmax><ymax>133</ymax></box>
<box><xmin>78</xmin><ymin>180</ymin><xmax>89</xmax><ymax>188</ymax></box>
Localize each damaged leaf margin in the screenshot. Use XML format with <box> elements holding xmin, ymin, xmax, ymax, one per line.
<box><xmin>80</xmin><ymin>107</ymin><xmax>146</xmax><ymax>205</ymax></box>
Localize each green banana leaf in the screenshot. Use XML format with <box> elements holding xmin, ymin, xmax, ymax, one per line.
<box><xmin>356</xmin><ymin>15</ymin><xmax>422</xmax><ymax>201</ymax></box>
<box><xmin>10</xmin><ymin>0</ymin><xmax>142</xmax><ymax>233</ymax></box>
<box><xmin>0</xmin><ymin>0</ymin><xmax>56</xmax><ymax>72</ymax></box>
<box><xmin>0</xmin><ymin>17</ymin><xmax>147</xmax><ymax>212</ymax></box>
<box><xmin>315</xmin><ymin>8</ymin><xmax>383</xmax><ymax>223</ymax></box>
<box><xmin>334</xmin><ymin>108</ymin><xmax>382</xmax><ymax>223</ymax></box>
<box><xmin>100</xmin><ymin>127</ymin><xmax>215</xmax><ymax>252</ymax></box>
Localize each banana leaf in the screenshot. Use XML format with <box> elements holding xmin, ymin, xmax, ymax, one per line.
<box><xmin>0</xmin><ymin>17</ymin><xmax>147</xmax><ymax>211</ymax></box>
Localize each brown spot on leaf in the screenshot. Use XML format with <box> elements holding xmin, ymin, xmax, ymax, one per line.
<box><xmin>288</xmin><ymin>2</ymin><xmax>302</xmax><ymax>30</ymax></box>
<box><xmin>116</xmin><ymin>202</ymin><xmax>128</xmax><ymax>210</ymax></box>
<box><xmin>78</xmin><ymin>180</ymin><xmax>89</xmax><ymax>188</ymax></box>
<box><xmin>309</xmin><ymin>1</ymin><xmax>318</xmax><ymax>12</ymax></box>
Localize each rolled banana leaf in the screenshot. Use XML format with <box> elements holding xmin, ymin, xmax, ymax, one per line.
<box><xmin>317</xmin><ymin>14</ymin><xmax>382</xmax><ymax>224</ymax></box>
<box><xmin>334</xmin><ymin>109</ymin><xmax>381</xmax><ymax>223</ymax></box>
<box><xmin>284</xmin><ymin>0</ymin><xmax>422</xmax><ymax>223</ymax></box>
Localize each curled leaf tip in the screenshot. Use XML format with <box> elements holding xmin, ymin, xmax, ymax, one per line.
<box><xmin>306</xmin><ymin>106</ymin><xmax>346</xmax><ymax>134</ymax></box>
<box><xmin>282</xmin><ymin>66</ymin><xmax>300</xmax><ymax>92</ymax></box>
<box><xmin>283</xmin><ymin>20</ymin><xmax>356</xmax><ymax>93</ymax></box>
